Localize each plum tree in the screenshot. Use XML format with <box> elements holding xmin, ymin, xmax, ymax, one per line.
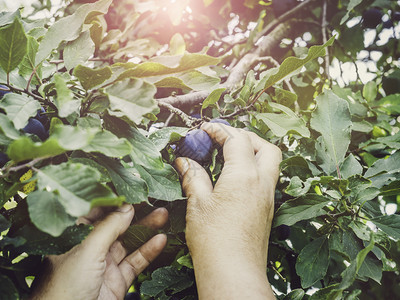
<box><xmin>362</xmin><ymin>8</ymin><xmax>383</xmax><ymax>28</ymax></box>
<box><xmin>176</xmin><ymin>129</ymin><xmax>213</xmax><ymax>163</ymax></box>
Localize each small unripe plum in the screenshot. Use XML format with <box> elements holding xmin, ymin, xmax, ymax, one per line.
<box><xmin>362</xmin><ymin>8</ymin><xmax>383</xmax><ymax>28</ymax></box>
<box><xmin>0</xmin><ymin>152</ymin><xmax>9</xmax><ymax>167</ymax></box>
<box><xmin>0</xmin><ymin>84</ymin><xmax>10</xmax><ymax>98</ymax></box>
<box><xmin>210</xmin><ymin>118</ymin><xmax>231</xmax><ymax>126</ymax></box>
<box><xmin>23</xmin><ymin>118</ymin><xmax>49</xmax><ymax>141</ymax></box>
<box><xmin>177</xmin><ymin>129</ymin><xmax>213</xmax><ymax>163</ymax></box>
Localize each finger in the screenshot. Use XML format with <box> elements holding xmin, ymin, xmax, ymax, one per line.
<box><xmin>201</xmin><ymin>123</ymin><xmax>256</xmax><ymax>170</ymax></box>
<box><xmin>119</xmin><ymin>233</ymin><xmax>167</xmax><ymax>287</ymax></box>
<box><xmin>174</xmin><ymin>157</ymin><xmax>213</xmax><ymax>202</ymax></box>
<box><xmin>135</xmin><ymin>207</ymin><xmax>169</xmax><ymax>230</ymax></box>
<box><xmin>109</xmin><ymin>240</ymin><xmax>128</xmax><ymax>265</ymax></box>
<box><xmin>83</xmin><ymin>204</ymin><xmax>134</xmax><ymax>258</ymax></box>
<box><xmin>76</xmin><ymin>206</ymin><xmax>108</xmax><ymax>225</ymax></box>
<box><xmin>247</xmin><ymin>131</ymin><xmax>282</xmax><ymax>181</ymax></box>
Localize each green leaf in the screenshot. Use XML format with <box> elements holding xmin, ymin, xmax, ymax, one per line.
<box><xmin>0</xmin><ymin>113</ymin><xmax>21</xmax><ymax>140</ymax></box>
<box><xmin>27</xmin><ymin>190</ymin><xmax>75</xmax><ymax>237</ymax></box>
<box><xmin>148</xmin><ymin>126</ymin><xmax>189</xmax><ymax>152</ymax></box>
<box><xmin>202</xmin><ymin>87</ymin><xmax>226</xmax><ymax>110</ymax></box>
<box><xmin>73</xmin><ymin>65</ymin><xmax>112</xmax><ymax>91</ymax></box>
<box><xmin>256</xmin><ymin>103</ymin><xmax>310</xmax><ymax>138</ymax></box>
<box><xmin>365</xmin><ymin>150</ymin><xmax>400</xmax><ymax>178</ymax></box>
<box><xmin>282</xmin><ymin>289</ymin><xmax>305</xmax><ymax>300</ymax></box>
<box><xmin>376</xmin><ymin>94</ymin><xmax>400</xmax><ymax>115</ymax></box>
<box><xmin>15</xmin><ymin>224</ymin><xmax>91</xmax><ymax>255</ymax></box>
<box><xmin>53</xmin><ymin>74</ymin><xmax>80</xmax><ymax>118</ymax></box>
<box><xmin>152</xmin><ymin>70</ymin><xmax>220</xmax><ymax>91</ymax></box>
<box><xmin>35</xmin><ymin>0</ymin><xmax>112</xmax><ymax>63</ymax></box>
<box><xmin>116</xmin><ymin>53</ymin><xmax>220</xmax><ymax>80</ymax></box>
<box><xmin>81</xmin><ymin>130</ymin><xmax>132</xmax><ymax>158</ymax></box>
<box><xmin>19</xmin><ymin>35</ymin><xmax>42</xmax><ymax>84</ymax></box>
<box><xmin>0</xmin><ymin>17</ymin><xmax>27</xmax><ymax>73</ymax></box>
<box><xmin>120</xmin><ymin>224</ymin><xmax>156</xmax><ymax>253</ymax></box>
<box><xmin>0</xmin><ymin>274</ymin><xmax>19</xmax><ymax>300</ymax></box>
<box><xmin>37</xmin><ymin>162</ymin><xmax>120</xmax><ymax>217</ymax></box>
<box><xmin>371</xmin><ymin>215</ymin><xmax>400</xmax><ymax>241</ymax></box>
<box><xmin>380</xmin><ymin>180</ymin><xmax>400</xmax><ymax>196</ymax></box>
<box><xmin>135</xmin><ymin>164</ymin><xmax>183</xmax><ymax>201</ymax></box>
<box><xmin>177</xmin><ymin>253</ymin><xmax>193</xmax><ymax>269</ymax></box>
<box><xmin>141</xmin><ymin>266</ymin><xmax>193</xmax><ymax>297</ymax></box>
<box><xmin>310</xmin><ymin>90</ymin><xmax>352</xmax><ymax>173</ymax></box>
<box><xmin>363</xmin><ymin>81</ymin><xmax>378</xmax><ymax>102</ymax></box>
<box><xmin>274</xmin><ymin>194</ymin><xmax>331</xmax><ymax>227</ymax></box>
<box><xmin>97</xmin><ymin>155</ymin><xmax>148</xmax><ymax>204</ymax></box>
<box><xmin>104</xmin><ymin>116</ymin><xmax>163</xmax><ymax>169</ymax></box>
<box><xmin>295</xmin><ymin>236</ymin><xmax>330</xmax><ymax>288</ymax></box>
<box><xmin>340</xmin><ymin>0</ymin><xmax>363</xmax><ymax>25</ymax></box>
<box><xmin>170</xmin><ymin>33</ymin><xmax>186</xmax><ymax>55</ymax></box>
<box><xmin>64</xmin><ymin>31</ymin><xmax>95</xmax><ymax>71</ymax></box>
<box><xmin>261</xmin><ymin>36</ymin><xmax>335</xmax><ymax>90</ymax></box>
<box><xmin>106</xmin><ymin>78</ymin><xmax>158</xmax><ymax>124</ymax></box>
<box><xmin>0</xmin><ymin>93</ymin><xmax>41</xmax><ymax>129</ymax></box>
<box><xmin>338</xmin><ymin>236</ymin><xmax>374</xmax><ymax>290</ymax></box>
<box><xmin>340</xmin><ymin>154</ymin><xmax>363</xmax><ymax>179</ymax></box>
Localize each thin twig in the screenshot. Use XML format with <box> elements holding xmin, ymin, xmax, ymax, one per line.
<box><xmin>321</xmin><ymin>0</ymin><xmax>330</xmax><ymax>81</ymax></box>
<box><xmin>0</xmin><ymin>157</ymin><xmax>45</xmax><ymax>178</ymax></box>
<box><xmin>158</xmin><ymin>102</ymin><xmax>199</xmax><ymax>127</ymax></box>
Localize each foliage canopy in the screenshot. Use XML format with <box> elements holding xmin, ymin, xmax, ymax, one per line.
<box><xmin>0</xmin><ymin>0</ymin><xmax>400</xmax><ymax>299</ymax></box>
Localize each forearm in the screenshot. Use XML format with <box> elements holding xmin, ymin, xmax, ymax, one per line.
<box><xmin>190</xmin><ymin>237</ymin><xmax>275</xmax><ymax>300</ymax></box>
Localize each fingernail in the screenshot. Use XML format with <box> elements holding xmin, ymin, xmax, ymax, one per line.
<box><xmin>116</xmin><ymin>204</ymin><xmax>132</xmax><ymax>213</ymax></box>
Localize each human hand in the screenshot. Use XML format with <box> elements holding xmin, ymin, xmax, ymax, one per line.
<box><xmin>31</xmin><ymin>204</ymin><xmax>168</xmax><ymax>300</ymax></box>
<box><xmin>175</xmin><ymin>123</ymin><xmax>281</xmax><ymax>299</ymax></box>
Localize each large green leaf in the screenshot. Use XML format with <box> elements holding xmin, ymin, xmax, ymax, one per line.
<box><xmin>64</xmin><ymin>31</ymin><xmax>95</xmax><ymax>71</ymax></box>
<box><xmin>116</xmin><ymin>53</ymin><xmax>220</xmax><ymax>80</ymax></box>
<box><xmin>15</xmin><ymin>224</ymin><xmax>91</xmax><ymax>255</ymax></box>
<box><xmin>104</xmin><ymin>116</ymin><xmax>163</xmax><ymax>169</ymax></box>
<box><xmin>148</xmin><ymin>126</ymin><xmax>189</xmax><ymax>152</ymax></box>
<box><xmin>0</xmin><ymin>93</ymin><xmax>41</xmax><ymax>129</ymax></box>
<box><xmin>27</xmin><ymin>190</ymin><xmax>75</xmax><ymax>237</ymax></box>
<box><xmin>295</xmin><ymin>236</ymin><xmax>330</xmax><ymax>288</ymax></box>
<box><xmin>256</xmin><ymin>103</ymin><xmax>310</xmax><ymax>138</ymax></box>
<box><xmin>0</xmin><ymin>17</ymin><xmax>27</xmax><ymax>73</ymax></box>
<box><xmin>19</xmin><ymin>35</ymin><xmax>42</xmax><ymax>84</ymax></box>
<box><xmin>274</xmin><ymin>194</ymin><xmax>331</xmax><ymax>227</ymax></box>
<box><xmin>120</xmin><ymin>224</ymin><xmax>156</xmax><ymax>253</ymax></box>
<box><xmin>106</xmin><ymin>78</ymin><xmax>158</xmax><ymax>124</ymax></box>
<box><xmin>260</xmin><ymin>36</ymin><xmax>335</xmax><ymax>90</ymax></box>
<box><xmin>81</xmin><ymin>130</ymin><xmax>132</xmax><ymax>158</ymax></box>
<box><xmin>73</xmin><ymin>65</ymin><xmax>112</xmax><ymax>90</ymax></box>
<box><xmin>135</xmin><ymin>164</ymin><xmax>183</xmax><ymax>201</ymax></box>
<box><xmin>151</xmin><ymin>70</ymin><xmax>220</xmax><ymax>91</ymax></box>
<box><xmin>0</xmin><ymin>113</ymin><xmax>21</xmax><ymax>140</ymax></box>
<box><xmin>37</xmin><ymin>162</ymin><xmax>121</xmax><ymax>217</ymax></box>
<box><xmin>53</xmin><ymin>74</ymin><xmax>80</xmax><ymax>118</ymax></box>
<box><xmin>35</xmin><ymin>0</ymin><xmax>112</xmax><ymax>63</ymax></box>
<box><xmin>371</xmin><ymin>215</ymin><xmax>400</xmax><ymax>241</ymax></box>
<box><xmin>7</xmin><ymin>125</ymin><xmax>131</xmax><ymax>162</ymax></box>
<box><xmin>97</xmin><ymin>155</ymin><xmax>148</xmax><ymax>204</ymax></box>
<box><xmin>0</xmin><ymin>274</ymin><xmax>19</xmax><ymax>300</ymax></box>
<box><xmin>365</xmin><ymin>150</ymin><xmax>400</xmax><ymax>178</ymax></box>
<box><xmin>141</xmin><ymin>266</ymin><xmax>193</xmax><ymax>298</ymax></box>
<box><xmin>310</xmin><ymin>90</ymin><xmax>352</xmax><ymax>174</ymax></box>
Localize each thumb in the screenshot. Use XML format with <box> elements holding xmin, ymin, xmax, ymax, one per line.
<box><xmin>83</xmin><ymin>204</ymin><xmax>134</xmax><ymax>258</ymax></box>
<box><xmin>175</xmin><ymin>157</ymin><xmax>213</xmax><ymax>202</ymax></box>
